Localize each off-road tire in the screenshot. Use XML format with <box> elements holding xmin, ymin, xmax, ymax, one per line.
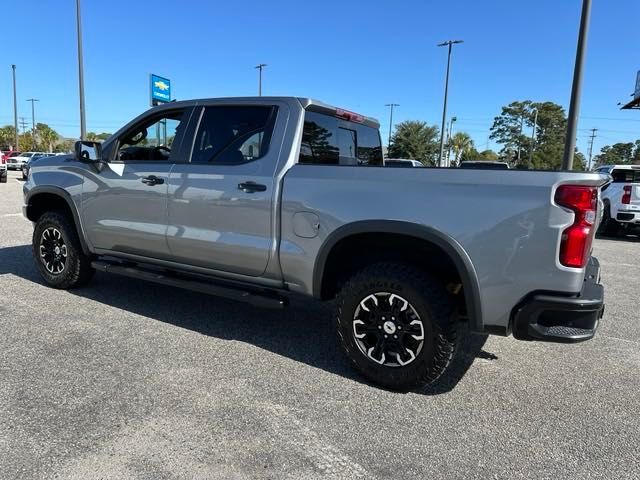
<box><xmin>336</xmin><ymin>262</ymin><xmax>457</xmax><ymax>391</ymax></box>
<box><xmin>32</xmin><ymin>211</ymin><xmax>94</xmax><ymax>289</ymax></box>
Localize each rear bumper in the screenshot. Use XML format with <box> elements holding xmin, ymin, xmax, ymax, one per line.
<box><xmin>512</xmin><ymin>257</ymin><xmax>604</xmax><ymax>343</ymax></box>
<box><xmin>616</xmin><ymin>211</ymin><xmax>640</xmax><ymax>224</ymax></box>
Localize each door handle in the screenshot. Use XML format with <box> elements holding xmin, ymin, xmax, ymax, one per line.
<box><xmin>141</xmin><ymin>175</ymin><xmax>164</xmax><ymax>186</ymax></box>
<box><xmin>238</xmin><ymin>181</ymin><xmax>267</xmax><ymax>193</ymax></box>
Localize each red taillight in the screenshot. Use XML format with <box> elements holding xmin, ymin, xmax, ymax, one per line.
<box><xmin>555</xmin><ymin>185</ymin><xmax>598</xmax><ymax>268</ymax></box>
<box><xmin>335</xmin><ymin>108</ymin><xmax>364</xmax><ymax>123</ymax></box>
<box><xmin>622</xmin><ymin>185</ymin><xmax>632</xmax><ymax>204</ymax></box>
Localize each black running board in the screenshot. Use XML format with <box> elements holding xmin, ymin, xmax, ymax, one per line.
<box><xmin>91</xmin><ymin>260</ymin><xmax>287</xmax><ymax>309</ymax></box>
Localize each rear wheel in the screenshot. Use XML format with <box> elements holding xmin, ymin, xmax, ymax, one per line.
<box><xmin>336</xmin><ymin>263</ymin><xmax>457</xmax><ymax>391</ymax></box>
<box><xmin>32</xmin><ymin>211</ymin><xmax>94</xmax><ymax>289</ymax></box>
<box><xmin>598</xmin><ymin>204</ymin><xmax>621</xmax><ymax>237</ymax></box>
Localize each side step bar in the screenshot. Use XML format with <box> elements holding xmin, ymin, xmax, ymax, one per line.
<box><xmin>91</xmin><ymin>260</ymin><xmax>287</xmax><ymax>309</ymax></box>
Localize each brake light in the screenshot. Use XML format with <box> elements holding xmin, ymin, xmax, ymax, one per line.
<box><xmin>622</xmin><ymin>185</ymin><xmax>632</xmax><ymax>204</ymax></box>
<box><xmin>555</xmin><ymin>185</ymin><xmax>598</xmax><ymax>268</ymax></box>
<box><xmin>335</xmin><ymin>108</ymin><xmax>364</xmax><ymax>123</ymax></box>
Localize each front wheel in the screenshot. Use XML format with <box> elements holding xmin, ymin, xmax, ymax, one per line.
<box><xmin>32</xmin><ymin>211</ymin><xmax>95</xmax><ymax>289</ymax></box>
<box><xmin>336</xmin><ymin>263</ymin><xmax>457</xmax><ymax>391</ymax></box>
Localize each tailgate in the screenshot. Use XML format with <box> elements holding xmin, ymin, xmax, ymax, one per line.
<box><xmin>631</xmin><ymin>184</ymin><xmax>640</xmax><ymax>205</ymax></box>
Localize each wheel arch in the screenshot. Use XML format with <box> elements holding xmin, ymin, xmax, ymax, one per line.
<box><xmin>313</xmin><ymin>220</ymin><xmax>483</xmax><ymax>332</ymax></box>
<box><xmin>25</xmin><ymin>186</ymin><xmax>90</xmax><ymax>256</ymax></box>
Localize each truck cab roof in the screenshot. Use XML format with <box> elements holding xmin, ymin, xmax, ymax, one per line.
<box><xmin>147</xmin><ymin>97</ymin><xmax>381</xmax><ymax>129</ymax></box>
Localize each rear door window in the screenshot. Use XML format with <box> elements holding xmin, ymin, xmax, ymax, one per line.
<box><xmin>191</xmin><ymin>106</ymin><xmax>277</xmax><ymax>165</ymax></box>
<box><xmin>299</xmin><ymin>111</ymin><xmax>382</xmax><ymax>166</ymax></box>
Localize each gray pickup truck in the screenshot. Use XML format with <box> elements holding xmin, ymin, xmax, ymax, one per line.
<box><xmin>23</xmin><ymin>97</ymin><xmax>607</xmax><ymax>390</ymax></box>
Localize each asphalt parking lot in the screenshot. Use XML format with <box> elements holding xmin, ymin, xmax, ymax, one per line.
<box><xmin>1</xmin><ymin>170</ymin><xmax>639</xmax><ymax>480</ymax></box>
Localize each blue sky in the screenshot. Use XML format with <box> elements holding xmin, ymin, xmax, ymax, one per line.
<box><xmin>1</xmin><ymin>0</ymin><xmax>639</xmax><ymax>156</ymax></box>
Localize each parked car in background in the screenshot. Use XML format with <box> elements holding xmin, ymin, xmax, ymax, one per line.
<box><xmin>459</xmin><ymin>160</ymin><xmax>510</xmax><ymax>169</ymax></box>
<box><xmin>4</xmin><ymin>151</ymin><xmax>22</xmax><ymax>170</ymax></box>
<box><xmin>596</xmin><ymin>164</ymin><xmax>640</xmax><ymax>235</ymax></box>
<box><xmin>8</xmin><ymin>152</ymin><xmax>34</xmax><ymax>170</ymax></box>
<box><xmin>22</xmin><ymin>153</ymin><xmax>54</xmax><ymax>180</ymax></box>
<box><xmin>385</xmin><ymin>158</ymin><xmax>424</xmax><ymax>167</ymax></box>
<box><xmin>0</xmin><ymin>157</ymin><xmax>6</xmax><ymax>183</ymax></box>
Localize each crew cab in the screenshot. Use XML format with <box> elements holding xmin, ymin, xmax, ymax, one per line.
<box><xmin>23</xmin><ymin>97</ymin><xmax>608</xmax><ymax>391</ymax></box>
<box><xmin>596</xmin><ymin>164</ymin><xmax>640</xmax><ymax>235</ymax></box>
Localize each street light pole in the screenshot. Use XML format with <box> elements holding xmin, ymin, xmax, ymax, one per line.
<box><xmin>562</xmin><ymin>0</ymin><xmax>592</xmax><ymax>170</ymax></box>
<box><xmin>516</xmin><ymin>115</ymin><xmax>524</xmax><ymax>164</ymax></box>
<box><xmin>11</xmin><ymin>65</ymin><xmax>18</xmax><ymax>150</ymax></box>
<box><xmin>437</xmin><ymin>40</ymin><xmax>463</xmax><ymax>167</ymax></box>
<box><xmin>255</xmin><ymin>63</ymin><xmax>267</xmax><ymax>96</ymax></box>
<box><xmin>384</xmin><ymin>103</ymin><xmax>399</xmax><ymax>149</ymax></box>
<box><xmin>26</xmin><ymin>98</ymin><xmax>39</xmax><ymax>133</ymax></box>
<box><xmin>75</xmin><ymin>0</ymin><xmax>87</xmax><ymax>140</ymax></box>
<box><xmin>529</xmin><ymin>107</ymin><xmax>538</xmax><ymax>168</ymax></box>
<box><xmin>446</xmin><ymin>116</ymin><xmax>457</xmax><ymax>167</ymax></box>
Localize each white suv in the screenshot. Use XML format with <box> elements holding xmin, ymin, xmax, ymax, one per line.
<box><xmin>596</xmin><ymin>164</ymin><xmax>640</xmax><ymax>235</ymax></box>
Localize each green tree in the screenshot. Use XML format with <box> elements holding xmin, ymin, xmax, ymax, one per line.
<box><xmin>35</xmin><ymin>123</ymin><xmax>59</xmax><ymax>152</ymax></box>
<box><xmin>56</xmin><ymin>139</ymin><xmax>75</xmax><ymax>153</ymax></box>
<box><xmin>490</xmin><ymin>100</ymin><xmax>585</xmax><ymax>170</ymax></box>
<box><xmin>388</xmin><ymin>121</ymin><xmax>440</xmax><ymax>165</ymax></box>
<box><xmin>19</xmin><ymin>131</ymin><xmax>37</xmax><ymax>151</ymax></box>
<box><xmin>0</xmin><ymin>125</ymin><xmax>18</xmax><ymax>148</ymax></box>
<box><xmin>479</xmin><ymin>149</ymin><xmax>499</xmax><ymax>161</ymax></box>
<box><xmin>449</xmin><ymin>132</ymin><xmax>474</xmax><ymax>165</ymax></box>
<box><xmin>489</xmin><ymin>100</ymin><xmax>532</xmax><ymax>164</ymax></box>
<box><xmin>594</xmin><ymin>142</ymin><xmax>636</xmax><ymax>165</ymax></box>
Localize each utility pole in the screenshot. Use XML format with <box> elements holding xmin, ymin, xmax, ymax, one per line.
<box><xmin>437</xmin><ymin>40</ymin><xmax>463</xmax><ymax>167</ymax></box>
<box><xmin>528</xmin><ymin>107</ymin><xmax>538</xmax><ymax>168</ymax></box>
<box><xmin>562</xmin><ymin>0</ymin><xmax>592</xmax><ymax>170</ymax></box>
<box><xmin>587</xmin><ymin>128</ymin><xmax>598</xmax><ymax>170</ymax></box>
<box><xmin>255</xmin><ymin>63</ymin><xmax>267</xmax><ymax>96</ymax></box>
<box><xmin>384</xmin><ymin>103</ymin><xmax>399</xmax><ymax>150</ymax></box>
<box><xmin>11</xmin><ymin>65</ymin><xmax>18</xmax><ymax>150</ymax></box>
<box><xmin>516</xmin><ymin>115</ymin><xmax>524</xmax><ymax>164</ymax></box>
<box><xmin>26</xmin><ymin>98</ymin><xmax>39</xmax><ymax>133</ymax></box>
<box><xmin>19</xmin><ymin>117</ymin><xmax>29</xmax><ymax>133</ymax></box>
<box><xmin>76</xmin><ymin>0</ymin><xmax>87</xmax><ymax>140</ymax></box>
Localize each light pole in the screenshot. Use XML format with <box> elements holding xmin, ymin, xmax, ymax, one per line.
<box><xmin>437</xmin><ymin>40</ymin><xmax>463</xmax><ymax>167</ymax></box>
<box><xmin>255</xmin><ymin>63</ymin><xmax>267</xmax><ymax>96</ymax></box>
<box><xmin>11</xmin><ymin>65</ymin><xmax>18</xmax><ymax>150</ymax></box>
<box><xmin>76</xmin><ymin>0</ymin><xmax>87</xmax><ymax>140</ymax></box>
<box><xmin>384</xmin><ymin>103</ymin><xmax>399</xmax><ymax>150</ymax></box>
<box><xmin>562</xmin><ymin>0</ymin><xmax>592</xmax><ymax>170</ymax></box>
<box><xmin>528</xmin><ymin>107</ymin><xmax>538</xmax><ymax>168</ymax></box>
<box><xmin>516</xmin><ymin>115</ymin><xmax>524</xmax><ymax>164</ymax></box>
<box><xmin>26</xmin><ymin>98</ymin><xmax>39</xmax><ymax>133</ymax></box>
<box><xmin>446</xmin><ymin>116</ymin><xmax>457</xmax><ymax>167</ymax></box>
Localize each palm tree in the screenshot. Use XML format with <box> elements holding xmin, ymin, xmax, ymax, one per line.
<box><xmin>450</xmin><ymin>132</ymin><xmax>474</xmax><ymax>166</ymax></box>
<box><xmin>35</xmin><ymin>123</ymin><xmax>59</xmax><ymax>152</ymax></box>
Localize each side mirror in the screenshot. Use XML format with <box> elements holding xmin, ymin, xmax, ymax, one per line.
<box><xmin>74</xmin><ymin>140</ymin><xmax>102</xmax><ymax>163</ymax></box>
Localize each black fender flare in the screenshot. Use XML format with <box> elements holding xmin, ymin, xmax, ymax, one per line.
<box><xmin>25</xmin><ymin>186</ymin><xmax>91</xmax><ymax>256</ymax></box>
<box><xmin>312</xmin><ymin>220</ymin><xmax>483</xmax><ymax>332</ymax></box>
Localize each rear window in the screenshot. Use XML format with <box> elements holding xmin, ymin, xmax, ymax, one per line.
<box><xmin>459</xmin><ymin>162</ymin><xmax>509</xmax><ymax>170</ymax></box>
<box><xmin>299</xmin><ymin>111</ymin><xmax>383</xmax><ymax>166</ymax></box>
<box><xmin>611</xmin><ymin>169</ymin><xmax>640</xmax><ymax>183</ymax></box>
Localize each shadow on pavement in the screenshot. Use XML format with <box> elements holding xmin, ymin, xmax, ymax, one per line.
<box><xmin>596</xmin><ymin>231</ymin><xmax>640</xmax><ymax>243</ymax></box>
<box><xmin>0</xmin><ymin>243</ymin><xmax>492</xmax><ymax>395</ymax></box>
